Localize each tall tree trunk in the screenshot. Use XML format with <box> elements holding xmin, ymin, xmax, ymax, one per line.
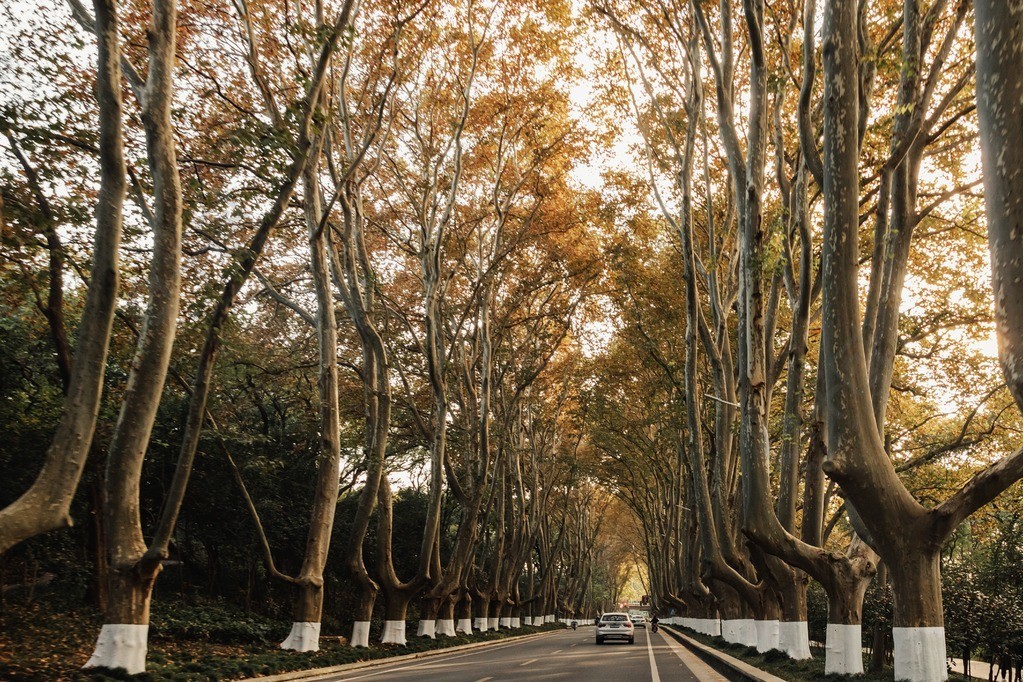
<box><xmin>85</xmin><ymin>0</ymin><xmax>183</xmax><ymax>672</ymax></box>
<box><xmin>278</xmin><ymin>147</ymin><xmax>343</xmax><ymax>653</ymax></box>
<box><xmin>974</xmin><ymin>0</ymin><xmax>1023</xmax><ymax>410</ymax></box>
<box><xmin>820</xmin><ymin>2</ymin><xmax>1021</xmax><ymax>680</ymax></box>
<box><xmin>0</xmin><ymin>0</ymin><xmax>126</xmax><ymax>557</ymax></box>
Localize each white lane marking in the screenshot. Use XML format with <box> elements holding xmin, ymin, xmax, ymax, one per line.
<box><xmin>520</xmin><ymin>658</ymin><xmax>538</xmax><ymax>666</ymax></box>
<box><xmin>646</xmin><ymin>627</ymin><xmax>662</xmax><ymax>682</ymax></box>
<box><xmin>336</xmin><ymin>633</ymin><xmax>562</xmax><ymax>680</ymax></box>
<box><xmin>473</xmin><ymin>678</ymin><xmax>493</xmax><ymax>682</ymax></box>
<box><xmin>552</xmin><ymin>649</ymin><xmax>563</xmax><ymax>654</ymax></box>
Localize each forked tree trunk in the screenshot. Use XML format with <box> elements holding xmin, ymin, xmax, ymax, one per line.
<box><xmin>821</xmin><ymin>1</ymin><xmax>1021</xmax><ymax>680</ymax></box>
<box><xmin>84</xmin><ymin>0</ymin><xmax>183</xmax><ymax>672</ymax></box>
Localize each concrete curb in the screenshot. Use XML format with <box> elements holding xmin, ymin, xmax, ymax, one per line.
<box><xmin>661</xmin><ymin>625</ymin><xmax>786</xmax><ymax>682</ymax></box>
<box><xmin>241</xmin><ymin>627</ymin><xmax>561</xmax><ymax>681</ymax></box>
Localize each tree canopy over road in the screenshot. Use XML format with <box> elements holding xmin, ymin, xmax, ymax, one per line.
<box><xmin>0</xmin><ymin>0</ymin><xmax>1020</xmax><ymax>680</ymax></box>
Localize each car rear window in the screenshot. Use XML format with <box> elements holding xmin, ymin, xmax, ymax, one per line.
<box><xmin>602</xmin><ymin>615</ymin><xmax>628</xmax><ymax>621</ymax></box>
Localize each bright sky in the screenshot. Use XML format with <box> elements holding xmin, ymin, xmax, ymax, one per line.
<box><xmin>0</xmin><ymin>0</ymin><xmax>1006</xmax><ymax>426</ymax></box>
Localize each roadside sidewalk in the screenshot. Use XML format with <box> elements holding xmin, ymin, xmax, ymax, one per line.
<box><xmin>947</xmin><ymin>657</ymin><xmax>1001</xmax><ymax>680</ymax></box>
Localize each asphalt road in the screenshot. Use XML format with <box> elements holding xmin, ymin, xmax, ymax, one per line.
<box><xmin>309</xmin><ymin>626</ymin><xmax>729</xmax><ymax>681</ymax></box>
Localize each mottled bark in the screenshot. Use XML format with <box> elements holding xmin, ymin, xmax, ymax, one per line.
<box><xmin>281</xmin><ymin>143</ymin><xmax>343</xmax><ymax>635</ymax></box>
<box><xmin>95</xmin><ymin>0</ymin><xmax>183</xmax><ymax>627</ymax></box>
<box><xmin>974</xmin><ymin>0</ymin><xmax>1023</xmax><ymax>409</ymax></box>
<box><xmin>819</xmin><ymin>0</ymin><xmax>1021</xmax><ymax>658</ymax></box>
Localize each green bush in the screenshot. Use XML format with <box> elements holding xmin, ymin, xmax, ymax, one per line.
<box><xmin>149</xmin><ymin>602</ymin><xmax>285</xmax><ymax>644</ymax></box>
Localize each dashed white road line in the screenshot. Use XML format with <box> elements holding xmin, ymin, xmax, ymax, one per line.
<box><xmin>645</xmin><ymin>627</ymin><xmax>662</xmax><ymax>682</ymax></box>
<box><xmin>473</xmin><ymin>678</ymin><xmax>493</xmax><ymax>682</ymax></box>
<box><xmin>520</xmin><ymin>658</ymin><xmax>538</xmax><ymax>666</ymax></box>
<box><xmin>335</xmin><ymin>633</ymin><xmax>554</xmax><ymax>680</ymax></box>
<box><xmin>552</xmin><ymin>649</ymin><xmax>563</xmax><ymax>654</ymax></box>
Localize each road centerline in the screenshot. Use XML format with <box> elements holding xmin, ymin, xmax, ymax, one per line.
<box><xmin>520</xmin><ymin>658</ymin><xmax>538</xmax><ymax>666</ymax></box>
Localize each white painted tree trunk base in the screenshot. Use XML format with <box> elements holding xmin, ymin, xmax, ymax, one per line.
<box><xmin>417</xmin><ymin>619</ymin><xmax>435</xmax><ymax>638</ymax></box>
<box><xmin>738</xmin><ymin>619</ymin><xmax>757</xmax><ymax>647</ymax></box>
<box><xmin>893</xmin><ymin>626</ymin><xmax>947</xmax><ymax>682</ymax></box>
<box><xmin>755</xmin><ymin>619</ymin><xmax>780</xmax><ymax>653</ymax></box>
<box><xmin>351</xmin><ymin>621</ymin><xmax>370</xmax><ymax>648</ymax></box>
<box><xmin>707</xmin><ymin>618</ymin><xmax>722</xmax><ymax>636</ymax></box>
<box><xmin>499</xmin><ymin>617</ymin><xmax>511</xmax><ymax>628</ymax></box>
<box><xmin>456</xmin><ymin>618</ymin><xmax>473</xmax><ymax>634</ymax></box>
<box><xmin>825</xmin><ymin>623</ymin><xmax>864</xmax><ymax>675</ymax></box>
<box><xmin>722</xmin><ymin>619</ymin><xmax>743</xmax><ymax>643</ymax></box>
<box><xmin>84</xmin><ymin>624</ymin><xmax>149</xmax><ymax>674</ymax></box>
<box><xmin>474</xmin><ymin>617</ymin><xmax>488</xmax><ymax>632</ymax></box>
<box><xmin>511</xmin><ymin>617</ymin><xmax>521</xmax><ymax>628</ymax></box>
<box><xmin>436</xmin><ymin>619</ymin><xmax>456</xmax><ymax>637</ymax></box>
<box><xmin>280</xmin><ymin>622</ymin><xmax>321</xmax><ymax>652</ymax></box>
<box><xmin>488</xmin><ymin>617</ymin><xmax>499</xmax><ymax>630</ymax></box>
<box><xmin>381</xmin><ymin>620</ymin><xmax>406</xmax><ymax>645</ymax></box>
<box><xmin>546</xmin><ymin>614</ymin><xmax>555</xmax><ymax>623</ymax></box>
<box><xmin>778</xmin><ymin>621</ymin><xmax>812</xmax><ymax>659</ymax></box>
